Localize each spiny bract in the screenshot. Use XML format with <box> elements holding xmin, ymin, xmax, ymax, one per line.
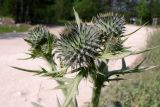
<box><xmin>25</xmin><ymin>25</ymin><xmax>55</xmax><ymax>58</ymax></box>
<box><xmin>92</xmin><ymin>13</ymin><xmax>126</xmax><ymax>38</ymax></box>
<box><xmin>55</xmin><ymin>23</ymin><xmax>104</xmax><ymax>69</ymax></box>
<box><xmin>25</xmin><ymin>25</ymin><xmax>52</xmax><ymax>47</ymax></box>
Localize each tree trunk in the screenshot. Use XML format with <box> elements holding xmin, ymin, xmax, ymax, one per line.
<box><xmin>152</xmin><ymin>17</ymin><xmax>158</xmax><ymax>25</ymax></box>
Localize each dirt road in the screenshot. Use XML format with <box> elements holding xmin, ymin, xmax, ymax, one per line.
<box><xmin>0</xmin><ymin>25</ymin><xmax>154</xmax><ymax>107</ymax></box>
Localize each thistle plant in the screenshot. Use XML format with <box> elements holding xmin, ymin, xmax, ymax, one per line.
<box><xmin>13</xmin><ymin>10</ymin><xmax>155</xmax><ymax>107</ymax></box>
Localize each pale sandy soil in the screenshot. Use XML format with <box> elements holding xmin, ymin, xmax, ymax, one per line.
<box><xmin>0</xmin><ymin>25</ymin><xmax>155</xmax><ymax>107</ymax></box>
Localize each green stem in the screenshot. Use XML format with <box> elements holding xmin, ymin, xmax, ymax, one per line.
<box><xmin>90</xmin><ymin>82</ymin><xmax>102</xmax><ymax>107</ymax></box>
<box><xmin>45</xmin><ymin>56</ymin><xmax>56</xmax><ymax>71</ymax></box>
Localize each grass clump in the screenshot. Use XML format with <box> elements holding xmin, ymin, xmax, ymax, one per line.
<box><xmin>100</xmin><ymin>29</ymin><xmax>160</xmax><ymax>107</ymax></box>
<box><xmin>0</xmin><ymin>24</ymin><xmax>31</xmax><ymax>33</ymax></box>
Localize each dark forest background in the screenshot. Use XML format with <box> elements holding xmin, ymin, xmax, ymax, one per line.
<box><xmin>0</xmin><ymin>0</ymin><xmax>160</xmax><ymax>24</ymax></box>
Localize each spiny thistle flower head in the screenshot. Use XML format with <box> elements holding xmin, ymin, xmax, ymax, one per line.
<box><xmin>25</xmin><ymin>25</ymin><xmax>52</xmax><ymax>47</ymax></box>
<box><xmin>92</xmin><ymin>13</ymin><xmax>126</xmax><ymax>39</ymax></box>
<box><xmin>54</xmin><ymin>12</ymin><xmax>127</xmax><ymax>70</ymax></box>
<box><xmin>24</xmin><ymin>25</ymin><xmax>55</xmax><ymax>58</ymax></box>
<box><xmin>92</xmin><ymin>13</ymin><xmax>126</xmax><ymax>54</ymax></box>
<box><xmin>55</xmin><ymin>23</ymin><xmax>104</xmax><ymax>69</ymax></box>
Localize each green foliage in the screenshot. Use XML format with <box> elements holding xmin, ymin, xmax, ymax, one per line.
<box><xmin>151</xmin><ymin>0</ymin><xmax>160</xmax><ymax>17</ymax></box>
<box><xmin>1</xmin><ymin>0</ymin><xmax>160</xmax><ymax>24</ymax></box>
<box><xmin>13</xmin><ymin>10</ymin><xmax>153</xmax><ymax>107</ymax></box>
<box><xmin>135</xmin><ymin>0</ymin><xmax>150</xmax><ymax>24</ymax></box>
<box><xmin>100</xmin><ymin>29</ymin><xmax>160</xmax><ymax>107</ymax></box>
<box><xmin>0</xmin><ymin>0</ymin><xmax>99</xmax><ymax>24</ymax></box>
<box><xmin>74</xmin><ymin>0</ymin><xmax>98</xmax><ymax>20</ymax></box>
<box><xmin>31</xmin><ymin>4</ymin><xmax>55</xmax><ymax>24</ymax></box>
<box><xmin>97</xmin><ymin>0</ymin><xmax>111</xmax><ymax>12</ymax></box>
<box><xmin>0</xmin><ymin>0</ymin><xmax>15</xmax><ymax>17</ymax></box>
<box><xmin>0</xmin><ymin>24</ymin><xmax>30</xmax><ymax>33</ymax></box>
<box><xmin>53</xmin><ymin>0</ymin><xmax>73</xmax><ymax>21</ymax></box>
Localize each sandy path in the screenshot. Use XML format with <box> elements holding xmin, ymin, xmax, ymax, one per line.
<box><xmin>0</xmin><ymin>25</ymin><xmax>154</xmax><ymax>107</ymax></box>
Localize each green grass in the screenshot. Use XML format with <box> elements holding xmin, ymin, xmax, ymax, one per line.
<box><xmin>100</xmin><ymin>29</ymin><xmax>160</xmax><ymax>107</ymax></box>
<box><xmin>0</xmin><ymin>24</ymin><xmax>31</xmax><ymax>33</ymax></box>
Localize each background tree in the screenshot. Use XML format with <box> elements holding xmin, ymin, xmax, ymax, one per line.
<box><xmin>0</xmin><ymin>0</ymin><xmax>15</xmax><ymax>17</ymax></box>
<box><xmin>1</xmin><ymin>0</ymin><xmax>158</xmax><ymax>25</ymax></box>
<box><xmin>150</xmin><ymin>0</ymin><xmax>160</xmax><ymax>25</ymax></box>
<box><xmin>150</xmin><ymin>0</ymin><xmax>160</xmax><ymax>18</ymax></box>
<box><xmin>53</xmin><ymin>0</ymin><xmax>73</xmax><ymax>22</ymax></box>
<box><xmin>73</xmin><ymin>0</ymin><xmax>98</xmax><ymax>20</ymax></box>
<box><xmin>135</xmin><ymin>0</ymin><xmax>150</xmax><ymax>24</ymax></box>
